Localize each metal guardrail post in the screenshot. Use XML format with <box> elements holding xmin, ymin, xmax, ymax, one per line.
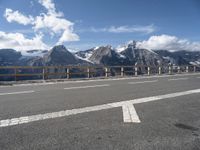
<box><xmin>194</xmin><ymin>66</ymin><xmax>196</xmax><ymax>73</ymax></box>
<box><xmin>87</xmin><ymin>67</ymin><xmax>90</xmax><ymax>78</ymax></box>
<box><xmin>186</xmin><ymin>66</ymin><xmax>189</xmax><ymax>73</ymax></box>
<box><xmin>158</xmin><ymin>66</ymin><xmax>161</xmax><ymax>75</ymax></box>
<box><xmin>177</xmin><ymin>66</ymin><xmax>180</xmax><ymax>73</ymax></box>
<box><xmin>135</xmin><ymin>66</ymin><xmax>138</xmax><ymax>76</ymax></box>
<box><xmin>121</xmin><ymin>67</ymin><xmax>124</xmax><ymax>77</ymax></box>
<box><xmin>67</xmin><ymin>68</ymin><xmax>70</xmax><ymax>79</ymax></box>
<box><xmin>147</xmin><ymin>67</ymin><xmax>150</xmax><ymax>75</ymax></box>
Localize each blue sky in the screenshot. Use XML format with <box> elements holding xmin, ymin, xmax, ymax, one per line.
<box><xmin>0</xmin><ymin>0</ymin><xmax>200</xmax><ymax>51</ymax></box>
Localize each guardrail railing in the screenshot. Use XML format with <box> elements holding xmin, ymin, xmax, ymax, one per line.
<box><xmin>0</xmin><ymin>65</ymin><xmax>199</xmax><ymax>81</ymax></box>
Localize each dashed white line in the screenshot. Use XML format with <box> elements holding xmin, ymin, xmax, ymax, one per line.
<box><xmin>128</xmin><ymin>80</ymin><xmax>158</xmax><ymax>85</ymax></box>
<box><xmin>168</xmin><ymin>78</ymin><xmax>188</xmax><ymax>81</ymax></box>
<box><xmin>64</xmin><ymin>84</ymin><xmax>110</xmax><ymax>90</ymax></box>
<box><xmin>1</xmin><ymin>88</ymin><xmax>200</xmax><ymax>127</ymax></box>
<box><xmin>0</xmin><ymin>90</ymin><xmax>35</xmax><ymax>96</ymax></box>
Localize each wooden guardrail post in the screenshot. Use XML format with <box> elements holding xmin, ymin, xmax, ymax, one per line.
<box><xmin>42</xmin><ymin>67</ymin><xmax>45</xmax><ymax>80</ymax></box>
<box><xmin>14</xmin><ymin>67</ymin><xmax>17</xmax><ymax>81</ymax></box>
<box><xmin>194</xmin><ymin>66</ymin><xmax>196</xmax><ymax>73</ymax></box>
<box><xmin>121</xmin><ymin>67</ymin><xmax>124</xmax><ymax>77</ymax></box>
<box><xmin>147</xmin><ymin>67</ymin><xmax>150</xmax><ymax>75</ymax></box>
<box><xmin>135</xmin><ymin>66</ymin><xmax>138</xmax><ymax>76</ymax></box>
<box><xmin>158</xmin><ymin>66</ymin><xmax>161</xmax><ymax>75</ymax></box>
<box><xmin>186</xmin><ymin>66</ymin><xmax>189</xmax><ymax>73</ymax></box>
<box><xmin>177</xmin><ymin>66</ymin><xmax>180</xmax><ymax>73</ymax></box>
<box><xmin>67</xmin><ymin>67</ymin><xmax>70</xmax><ymax>79</ymax></box>
<box><xmin>87</xmin><ymin>67</ymin><xmax>90</xmax><ymax>78</ymax></box>
<box><xmin>168</xmin><ymin>65</ymin><xmax>172</xmax><ymax>74</ymax></box>
<box><xmin>105</xmin><ymin>67</ymin><xmax>109</xmax><ymax>77</ymax></box>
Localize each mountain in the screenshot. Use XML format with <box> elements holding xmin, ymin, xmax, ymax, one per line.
<box><xmin>43</xmin><ymin>45</ymin><xmax>87</xmax><ymax>66</ymax></box>
<box><xmin>76</xmin><ymin>41</ymin><xmax>165</xmax><ymax>67</ymax></box>
<box><xmin>0</xmin><ymin>43</ymin><xmax>200</xmax><ymax>68</ymax></box>
<box><xmin>0</xmin><ymin>49</ymin><xmax>22</xmax><ymax>66</ymax></box>
<box><xmin>21</xmin><ymin>50</ymin><xmax>48</xmax><ymax>57</ymax></box>
<box><xmin>155</xmin><ymin>50</ymin><xmax>200</xmax><ymax>65</ymax></box>
<box><xmin>0</xmin><ymin>45</ymin><xmax>90</xmax><ymax>67</ymax></box>
<box><xmin>75</xmin><ymin>47</ymin><xmax>95</xmax><ymax>63</ymax></box>
<box><xmin>75</xmin><ymin>47</ymin><xmax>97</xmax><ymax>60</ymax></box>
<box><xmin>87</xmin><ymin>45</ymin><xmax>129</xmax><ymax>66</ymax></box>
<box><xmin>118</xmin><ymin>41</ymin><xmax>164</xmax><ymax>66</ymax></box>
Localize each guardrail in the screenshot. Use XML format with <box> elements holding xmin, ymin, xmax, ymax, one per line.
<box><xmin>0</xmin><ymin>65</ymin><xmax>199</xmax><ymax>81</ymax></box>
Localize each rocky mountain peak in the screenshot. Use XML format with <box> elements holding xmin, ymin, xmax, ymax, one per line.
<box><xmin>127</xmin><ymin>40</ymin><xmax>137</xmax><ymax>49</ymax></box>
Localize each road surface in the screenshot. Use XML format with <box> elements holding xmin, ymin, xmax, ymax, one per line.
<box><xmin>0</xmin><ymin>73</ymin><xmax>200</xmax><ymax>150</ymax></box>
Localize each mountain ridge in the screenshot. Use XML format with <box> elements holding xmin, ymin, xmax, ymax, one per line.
<box><xmin>0</xmin><ymin>42</ymin><xmax>200</xmax><ymax>67</ymax></box>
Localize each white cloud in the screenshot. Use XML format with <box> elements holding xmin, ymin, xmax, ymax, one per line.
<box><xmin>3</xmin><ymin>0</ymin><xmax>79</xmax><ymax>47</ymax></box>
<box><xmin>58</xmin><ymin>30</ymin><xmax>79</xmax><ymax>43</ymax></box>
<box><xmin>35</xmin><ymin>0</ymin><xmax>79</xmax><ymax>43</ymax></box>
<box><xmin>38</xmin><ymin>0</ymin><xmax>57</xmax><ymax>15</ymax></box>
<box><xmin>89</xmin><ymin>24</ymin><xmax>155</xmax><ymax>34</ymax></box>
<box><xmin>0</xmin><ymin>31</ymin><xmax>49</xmax><ymax>51</ymax></box>
<box><xmin>137</xmin><ymin>34</ymin><xmax>200</xmax><ymax>51</ymax></box>
<box><xmin>108</xmin><ymin>25</ymin><xmax>155</xmax><ymax>34</ymax></box>
<box><xmin>33</xmin><ymin>14</ymin><xmax>79</xmax><ymax>43</ymax></box>
<box><xmin>4</xmin><ymin>8</ymin><xmax>34</xmax><ymax>25</ymax></box>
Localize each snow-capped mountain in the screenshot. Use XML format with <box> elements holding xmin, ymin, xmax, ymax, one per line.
<box><xmin>0</xmin><ymin>42</ymin><xmax>200</xmax><ymax>67</ymax></box>
<box><xmin>155</xmin><ymin>50</ymin><xmax>200</xmax><ymax>65</ymax></box>
<box><xmin>116</xmin><ymin>40</ymin><xmax>137</xmax><ymax>53</ymax></box>
<box><xmin>87</xmin><ymin>45</ymin><xmax>129</xmax><ymax>65</ymax></box>
<box><xmin>43</xmin><ymin>45</ymin><xmax>89</xmax><ymax>66</ymax></box>
<box><xmin>117</xmin><ymin>41</ymin><xmax>164</xmax><ymax>66</ymax></box>
<box><xmin>75</xmin><ymin>47</ymin><xmax>96</xmax><ymax>63</ymax></box>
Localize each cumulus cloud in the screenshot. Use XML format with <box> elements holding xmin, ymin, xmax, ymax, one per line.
<box><xmin>38</xmin><ymin>0</ymin><xmax>57</xmax><ymax>15</ymax></box>
<box><xmin>89</xmin><ymin>24</ymin><xmax>155</xmax><ymax>34</ymax></box>
<box><xmin>0</xmin><ymin>31</ymin><xmax>49</xmax><ymax>51</ymax></box>
<box><xmin>33</xmin><ymin>14</ymin><xmax>79</xmax><ymax>44</ymax></box>
<box><xmin>34</xmin><ymin>0</ymin><xmax>79</xmax><ymax>43</ymax></box>
<box><xmin>3</xmin><ymin>0</ymin><xmax>79</xmax><ymax>48</ymax></box>
<box><xmin>4</xmin><ymin>8</ymin><xmax>34</xmax><ymax>25</ymax></box>
<box><xmin>137</xmin><ymin>34</ymin><xmax>200</xmax><ymax>51</ymax></box>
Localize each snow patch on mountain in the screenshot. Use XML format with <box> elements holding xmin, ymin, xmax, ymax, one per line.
<box><xmin>74</xmin><ymin>54</ymin><xmax>94</xmax><ymax>63</ymax></box>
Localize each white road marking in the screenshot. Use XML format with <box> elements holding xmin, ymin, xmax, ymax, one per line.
<box><xmin>1</xmin><ymin>72</ymin><xmax>200</xmax><ymax>87</ymax></box>
<box><xmin>64</xmin><ymin>84</ymin><xmax>110</xmax><ymax>90</ymax></box>
<box><xmin>0</xmin><ymin>90</ymin><xmax>34</xmax><ymax>96</ymax></box>
<box><xmin>122</xmin><ymin>103</ymin><xmax>140</xmax><ymax>123</ymax></box>
<box><xmin>168</xmin><ymin>78</ymin><xmax>188</xmax><ymax>81</ymax></box>
<box><xmin>128</xmin><ymin>80</ymin><xmax>158</xmax><ymax>84</ymax></box>
<box><xmin>1</xmin><ymin>88</ymin><xmax>200</xmax><ymax>128</ymax></box>
<box><xmin>196</xmin><ymin>77</ymin><xmax>200</xmax><ymax>79</ymax></box>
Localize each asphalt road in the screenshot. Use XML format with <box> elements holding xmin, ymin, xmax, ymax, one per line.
<box><xmin>0</xmin><ymin>73</ymin><xmax>200</xmax><ymax>150</ymax></box>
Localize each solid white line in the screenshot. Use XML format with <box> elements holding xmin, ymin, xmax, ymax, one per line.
<box><xmin>168</xmin><ymin>78</ymin><xmax>188</xmax><ymax>81</ymax></box>
<box><xmin>64</xmin><ymin>84</ymin><xmax>110</xmax><ymax>90</ymax></box>
<box><xmin>196</xmin><ymin>77</ymin><xmax>200</xmax><ymax>79</ymax></box>
<box><xmin>1</xmin><ymin>73</ymin><xmax>200</xmax><ymax>88</ymax></box>
<box><xmin>128</xmin><ymin>80</ymin><xmax>158</xmax><ymax>84</ymax></box>
<box><xmin>1</xmin><ymin>88</ymin><xmax>200</xmax><ymax>127</ymax></box>
<box><xmin>122</xmin><ymin>103</ymin><xmax>140</xmax><ymax>123</ymax></box>
<box><xmin>0</xmin><ymin>90</ymin><xmax>35</xmax><ymax>96</ymax></box>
